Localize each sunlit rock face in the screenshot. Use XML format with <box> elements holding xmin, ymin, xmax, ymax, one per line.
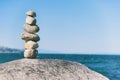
<box><xmin>0</xmin><ymin>59</ymin><xmax>109</xmax><ymax>80</ymax></box>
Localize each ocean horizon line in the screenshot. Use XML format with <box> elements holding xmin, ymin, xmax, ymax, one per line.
<box><xmin>0</xmin><ymin>52</ymin><xmax>120</xmax><ymax>55</ymax></box>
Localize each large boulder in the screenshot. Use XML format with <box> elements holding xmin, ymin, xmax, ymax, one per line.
<box><xmin>0</xmin><ymin>59</ymin><xmax>109</xmax><ymax>80</ymax></box>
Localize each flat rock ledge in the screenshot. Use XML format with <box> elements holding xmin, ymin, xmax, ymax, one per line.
<box><xmin>0</xmin><ymin>59</ymin><xmax>109</xmax><ymax>80</ymax></box>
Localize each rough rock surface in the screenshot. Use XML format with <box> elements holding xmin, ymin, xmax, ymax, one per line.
<box><xmin>0</xmin><ymin>59</ymin><xmax>109</xmax><ymax>80</ymax></box>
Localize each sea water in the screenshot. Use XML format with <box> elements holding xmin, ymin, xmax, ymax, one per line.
<box><xmin>0</xmin><ymin>53</ymin><xmax>119</xmax><ymax>80</ymax></box>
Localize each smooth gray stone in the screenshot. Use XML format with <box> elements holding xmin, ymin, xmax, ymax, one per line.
<box><xmin>24</xmin><ymin>41</ymin><xmax>39</xmax><ymax>49</ymax></box>
<box><xmin>0</xmin><ymin>59</ymin><xmax>109</xmax><ymax>80</ymax></box>
<box><xmin>26</xmin><ymin>16</ymin><xmax>36</xmax><ymax>25</ymax></box>
<box><xmin>23</xmin><ymin>24</ymin><xmax>39</xmax><ymax>33</ymax></box>
<box><xmin>21</xmin><ymin>33</ymin><xmax>40</xmax><ymax>42</ymax></box>
<box><xmin>26</xmin><ymin>10</ymin><xmax>36</xmax><ymax>17</ymax></box>
<box><xmin>24</xmin><ymin>49</ymin><xmax>38</xmax><ymax>58</ymax></box>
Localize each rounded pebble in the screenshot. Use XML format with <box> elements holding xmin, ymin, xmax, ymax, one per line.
<box><xmin>26</xmin><ymin>10</ymin><xmax>36</xmax><ymax>17</ymax></box>
<box><xmin>24</xmin><ymin>41</ymin><xmax>39</xmax><ymax>49</ymax></box>
<box><xmin>23</xmin><ymin>24</ymin><xmax>39</xmax><ymax>33</ymax></box>
<box><xmin>26</xmin><ymin>16</ymin><xmax>36</xmax><ymax>25</ymax></box>
<box><xmin>24</xmin><ymin>49</ymin><xmax>38</xmax><ymax>58</ymax></box>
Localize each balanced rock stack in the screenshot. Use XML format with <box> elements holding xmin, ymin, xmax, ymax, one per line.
<box><xmin>21</xmin><ymin>11</ymin><xmax>40</xmax><ymax>58</ymax></box>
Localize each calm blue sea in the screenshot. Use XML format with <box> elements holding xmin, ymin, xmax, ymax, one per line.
<box><xmin>0</xmin><ymin>53</ymin><xmax>119</xmax><ymax>80</ymax></box>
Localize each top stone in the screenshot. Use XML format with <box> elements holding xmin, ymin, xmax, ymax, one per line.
<box><xmin>26</xmin><ymin>10</ymin><xmax>36</xmax><ymax>17</ymax></box>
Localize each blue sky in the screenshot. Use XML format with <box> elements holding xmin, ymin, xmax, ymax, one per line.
<box><xmin>0</xmin><ymin>0</ymin><xmax>120</xmax><ymax>53</ymax></box>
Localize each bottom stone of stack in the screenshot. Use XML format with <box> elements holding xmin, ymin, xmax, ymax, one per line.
<box><xmin>24</xmin><ymin>49</ymin><xmax>38</xmax><ymax>58</ymax></box>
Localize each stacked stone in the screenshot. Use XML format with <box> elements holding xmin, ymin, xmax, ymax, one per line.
<box><xmin>21</xmin><ymin>11</ymin><xmax>40</xmax><ymax>58</ymax></box>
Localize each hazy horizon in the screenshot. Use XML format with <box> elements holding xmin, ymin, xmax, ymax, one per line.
<box><xmin>0</xmin><ymin>0</ymin><xmax>120</xmax><ymax>54</ymax></box>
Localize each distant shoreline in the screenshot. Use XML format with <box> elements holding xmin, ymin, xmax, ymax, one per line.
<box><xmin>0</xmin><ymin>53</ymin><xmax>120</xmax><ymax>55</ymax></box>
